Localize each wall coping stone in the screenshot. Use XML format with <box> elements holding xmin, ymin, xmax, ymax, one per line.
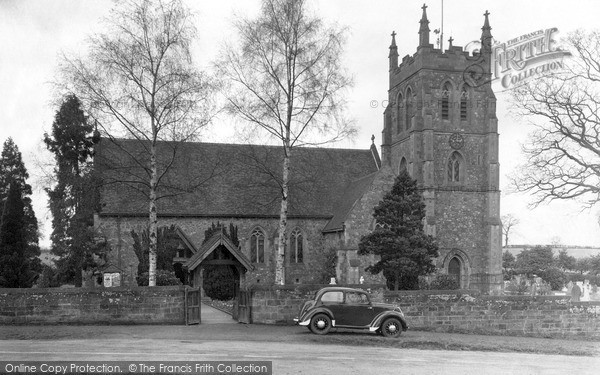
<box><xmin>0</xmin><ymin>286</ymin><xmax>186</xmax><ymax>294</ymax></box>
<box><xmin>384</xmin><ymin>289</ymin><xmax>479</xmax><ymax>297</ymax></box>
<box><xmin>246</xmin><ymin>283</ymin><xmax>386</xmax><ymax>292</ymax></box>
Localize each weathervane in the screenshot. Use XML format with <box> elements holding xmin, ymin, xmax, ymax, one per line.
<box><xmin>433</xmin><ymin>0</ymin><xmax>444</xmax><ymax>50</ymax></box>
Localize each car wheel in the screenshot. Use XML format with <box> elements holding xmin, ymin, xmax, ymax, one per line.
<box><xmin>309</xmin><ymin>313</ymin><xmax>332</xmax><ymax>335</ymax></box>
<box><xmin>380</xmin><ymin>318</ymin><xmax>402</xmax><ymax>338</ymax></box>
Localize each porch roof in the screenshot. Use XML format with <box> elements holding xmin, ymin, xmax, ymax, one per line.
<box><xmin>185</xmin><ymin>232</ymin><xmax>254</xmax><ymax>272</ymax></box>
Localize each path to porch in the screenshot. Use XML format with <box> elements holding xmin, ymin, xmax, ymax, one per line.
<box><xmin>200</xmin><ymin>302</ymin><xmax>236</xmax><ymax>324</ymax></box>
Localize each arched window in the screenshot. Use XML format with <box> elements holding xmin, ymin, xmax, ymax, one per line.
<box><xmin>448</xmin><ymin>257</ymin><xmax>461</xmax><ymax>286</ymax></box>
<box><xmin>396</xmin><ymin>93</ymin><xmax>404</xmax><ymax>133</ymax></box>
<box><xmin>447</xmin><ymin>151</ymin><xmax>462</xmax><ymax>183</ymax></box>
<box><xmin>290</xmin><ymin>228</ymin><xmax>303</xmax><ymax>263</ymax></box>
<box><xmin>250</xmin><ymin>228</ymin><xmax>265</xmax><ymax>263</ymax></box>
<box><xmin>441</xmin><ymin>83</ymin><xmax>451</xmax><ymax>120</ymax></box>
<box><xmin>399</xmin><ymin>157</ymin><xmax>407</xmax><ymax>173</ymax></box>
<box><xmin>460</xmin><ymin>86</ymin><xmax>469</xmax><ymax>121</ymax></box>
<box><xmin>405</xmin><ymin>87</ymin><xmax>414</xmax><ymax>130</ymax></box>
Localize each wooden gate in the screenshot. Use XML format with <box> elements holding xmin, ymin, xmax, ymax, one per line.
<box><xmin>235</xmin><ymin>290</ymin><xmax>252</xmax><ymax>324</ymax></box>
<box><xmin>185</xmin><ymin>286</ymin><xmax>201</xmax><ymax>325</ymax></box>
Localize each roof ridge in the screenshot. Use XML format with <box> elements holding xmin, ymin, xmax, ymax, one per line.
<box><xmin>100</xmin><ymin>137</ymin><xmax>372</xmax><ymax>153</ymax></box>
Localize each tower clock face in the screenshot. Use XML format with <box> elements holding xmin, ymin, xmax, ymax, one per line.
<box><xmin>449</xmin><ymin>133</ymin><xmax>464</xmax><ymax>150</ymax></box>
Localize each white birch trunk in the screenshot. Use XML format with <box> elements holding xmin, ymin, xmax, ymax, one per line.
<box><xmin>148</xmin><ymin>140</ymin><xmax>158</xmax><ymax>287</ymax></box>
<box><xmin>275</xmin><ymin>144</ymin><xmax>290</xmax><ymax>285</ymax></box>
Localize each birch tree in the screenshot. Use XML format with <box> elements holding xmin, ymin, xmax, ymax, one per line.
<box><xmin>58</xmin><ymin>0</ymin><xmax>214</xmax><ymax>285</ymax></box>
<box><xmin>217</xmin><ymin>0</ymin><xmax>354</xmax><ymax>284</ymax></box>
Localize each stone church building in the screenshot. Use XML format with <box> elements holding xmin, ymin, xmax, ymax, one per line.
<box><xmin>94</xmin><ymin>6</ymin><xmax>502</xmax><ymax>293</ymax></box>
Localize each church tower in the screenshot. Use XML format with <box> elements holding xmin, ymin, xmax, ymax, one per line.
<box><xmin>381</xmin><ymin>5</ymin><xmax>502</xmax><ymax>292</ymax></box>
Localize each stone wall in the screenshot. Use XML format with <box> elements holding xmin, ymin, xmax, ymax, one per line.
<box><xmin>385</xmin><ymin>291</ymin><xmax>600</xmax><ymax>338</ymax></box>
<box><xmin>0</xmin><ymin>286</ymin><xmax>186</xmax><ymax>325</ymax></box>
<box><xmin>249</xmin><ymin>285</ymin><xmax>600</xmax><ymax>338</ymax></box>
<box><xmin>249</xmin><ymin>284</ymin><xmax>387</xmax><ymax>324</ymax></box>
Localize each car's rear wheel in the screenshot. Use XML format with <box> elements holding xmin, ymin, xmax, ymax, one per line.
<box><xmin>309</xmin><ymin>313</ymin><xmax>332</xmax><ymax>335</ymax></box>
<box><xmin>380</xmin><ymin>318</ymin><xmax>402</xmax><ymax>338</ymax></box>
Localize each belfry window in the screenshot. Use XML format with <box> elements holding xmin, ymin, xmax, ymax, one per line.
<box><xmin>290</xmin><ymin>229</ymin><xmax>303</xmax><ymax>263</ymax></box>
<box><xmin>441</xmin><ymin>83</ymin><xmax>451</xmax><ymax>120</ymax></box>
<box><xmin>405</xmin><ymin>88</ymin><xmax>414</xmax><ymax>129</ymax></box>
<box><xmin>396</xmin><ymin>94</ymin><xmax>404</xmax><ymax>133</ymax></box>
<box><xmin>250</xmin><ymin>228</ymin><xmax>265</xmax><ymax>263</ymax></box>
<box><xmin>447</xmin><ymin>152</ymin><xmax>462</xmax><ymax>182</ymax></box>
<box><xmin>460</xmin><ymin>87</ymin><xmax>469</xmax><ymax>121</ymax></box>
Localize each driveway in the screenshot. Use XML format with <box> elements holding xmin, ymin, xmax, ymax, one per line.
<box><xmin>201</xmin><ymin>303</ymin><xmax>236</xmax><ymax>324</ymax></box>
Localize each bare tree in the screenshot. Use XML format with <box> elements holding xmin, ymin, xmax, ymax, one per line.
<box><xmin>501</xmin><ymin>214</ymin><xmax>519</xmax><ymax>247</ymax></box>
<box><xmin>216</xmin><ymin>0</ymin><xmax>355</xmax><ymax>284</ymax></box>
<box><xmin>58</xmin><ymin>0</ymin><xmax>214</xmax><ymax>286</ymax></box>
<box><xmin>510</xmin><ymin>30</ymin><xmax>600</xmax><ymax>207</ymax></box>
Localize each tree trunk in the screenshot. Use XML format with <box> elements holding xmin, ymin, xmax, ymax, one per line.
<box><xmin>275</xmin><ymin>144</ymin><xmax>290</xmax><ymax>285</ymax></box>
<box><xmin>148</xmin><ymin>141</ymin><xmax>158</xmax><ymax>287</ymax></box>
<box><xmin>394</xmin><ymin>271</ymin><xmax>399</xmax><ymax>291</ymax></box>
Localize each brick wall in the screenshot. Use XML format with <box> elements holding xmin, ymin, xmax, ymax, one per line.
<box><xmin>249</xmin><ymin>285</ymin><xmax>600</xmax><ymax>338</ymax></box>
<box><xmin>0</xmin><ymin>286</ymin><xmax>186</xmax><ymax>325</ymax></box>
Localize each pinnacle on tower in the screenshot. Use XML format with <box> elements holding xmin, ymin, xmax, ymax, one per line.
<box><xmin>481</xmin><ymin>10</ymin><xmax>493</xmax><ymax>54</ymax></box>
<box><xmin>448</xmin><ymin>36</ymin><xmax>454</xmax><ymax>49</ymax></box>
<box><xmin>419</xmin><ymin>3</ymin><xmax>430</xmax><ymax>47</ymax></box>
<box><xmin>389</xmin><ymin>31</ymin><xmax>399</xmax><ymax>70</ymax></box>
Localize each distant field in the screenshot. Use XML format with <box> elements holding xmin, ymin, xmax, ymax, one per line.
<box><xmin>504</xmin><ymin>246</ymin><xmax>600</xmax><ymax>259</ymax></box>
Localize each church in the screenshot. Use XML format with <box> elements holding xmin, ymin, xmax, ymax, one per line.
<box><xmin>93</xmin><ymin>5</ymin><xmax>502</xmax><ymax>293</ymax></box>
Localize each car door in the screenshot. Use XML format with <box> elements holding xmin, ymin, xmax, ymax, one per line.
<box><xmin>318</xmin><ymin>291</ymin><xmax>345</xmax><ymax>323</ymax></box>
<box><xmin>337</xmin><ymin>291</ymin><xmax>377</xmax><ymax>327</ymax></box>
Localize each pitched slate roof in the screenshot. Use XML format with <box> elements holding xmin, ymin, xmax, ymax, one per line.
<box><xmin>95</xmin><ymin>138</ymin><xmax>380</xmax><ymax>219</ymax></box>
<box><xmin>322</xmin><ymin>172</ymin><xmax>379</xmax><ymax>233</ymax></box>
<box><xmin>186</xmin><ymin>232</ymin><xmax>253</xmax><ymax>272</ymax></box>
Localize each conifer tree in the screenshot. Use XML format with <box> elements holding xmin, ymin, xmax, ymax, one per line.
<box><xmin>131</xmin><ymin>225</ymin><xmax>180</xmax><ymax>286</ymax></box>
<box><xmin>44</xmin><ymin>94</ymin><xmax>102</xmax><ymax>286</ymax></box>
<box><xmin>358</xmin><ymin>170</ymin><xmax>438</xmax><ymax>290</ymax></box>
<box><xmin>0</xmin><ymin>183</ymin><xmax>35</xmax><ymax>287</ymax></box>
<box><xmin>0</xmin><ymin>138</ymin><xmax>41</xmax><ymax>276</ymax></box>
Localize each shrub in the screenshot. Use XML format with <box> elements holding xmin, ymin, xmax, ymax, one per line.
<box><xmin>566</xmin><ymin>272</ymin><xmax>600</xmax><ymax>286</ymax></box>
<box><xmin>203</xmin><ymin>265</ymin><xmax>236</xmax><ymax>301</ymax></box>
<box><xmin>137</xmin><ymin>270</ymin><xmax>182</xmax><ymax>286</ymax></box>
<box><xmin>429</xmin><ymin>274</ymin><xmax>460</xmax><ymax>290</ymax></box>
<box><xmin>307</xmin><ymin>245</ymin><xmax>338</xmax><ymax>284</ymax></box>
<box><xmin>36</xmin><ymin>264</ymin><xmax>60</xmax><ymax>288</ymax></box>
<box><xmin>420</xmin><ymin>274</ymin><xmax>459</xmax><ymax>290</ymax></box>
<box><xmin>538</xmin><ymin>268</ymin><xmax>567</xmax><ymax>291</ymax></box>
<box><xmin>504</xmin><ymin>278</ymin><xmax>529</xmax><ymax>295</ymax></box>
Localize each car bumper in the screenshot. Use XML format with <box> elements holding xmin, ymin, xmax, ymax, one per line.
<box><xmin>293</xmin><ymin>318</ymin><xmax>310</xmax><ymax>326</ymax></box>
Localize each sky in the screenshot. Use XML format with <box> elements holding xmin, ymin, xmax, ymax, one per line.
<box><xmin>1</xmin><ymin>0</ymin><xmax>600</xmax><ymax>248</ymax></box>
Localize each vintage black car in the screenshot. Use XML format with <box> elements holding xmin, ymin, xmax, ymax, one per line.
<box><xmin>293</xmin><ymin>287</ymin><xmax>408</xmax><ymax>338</ymax></box>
